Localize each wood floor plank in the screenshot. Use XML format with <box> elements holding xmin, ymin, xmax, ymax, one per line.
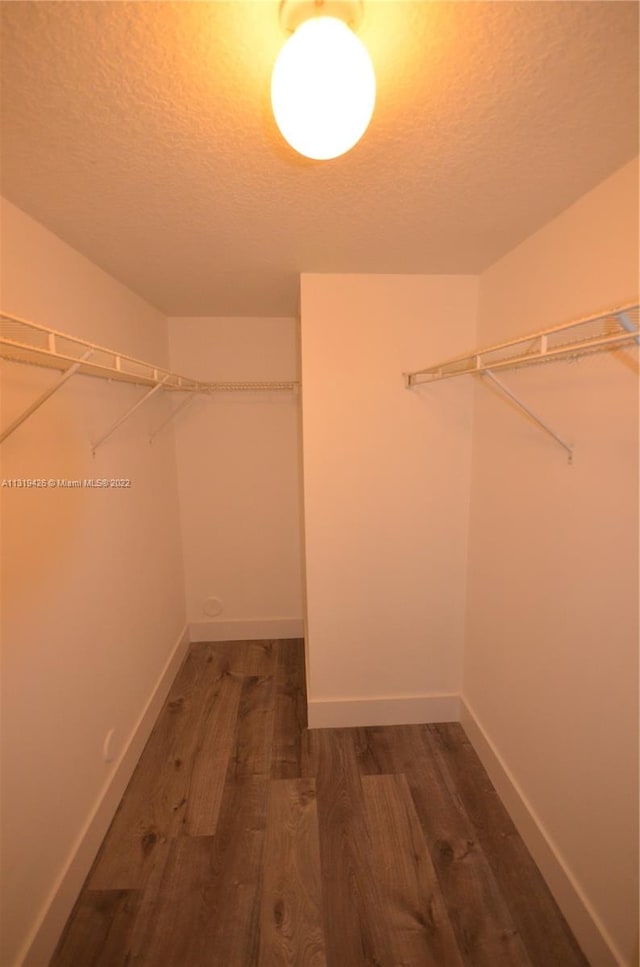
<box><xmin>302</xmin><ymin>728</ymin><xmax>397</xmax><ymax>966</ymax></box>
<box><xmin>208</xmin><ymin>639</ymin><xmax>277</xmax><ymax>677</ymax></box>
<box><xmin>362</xmin><ymin>773</ymin><xmax>464</xmax><ymax>967</ymax></box>
<box><xmin>259</xmin><ymin>778</ymin><xmax>326</xmax><ymax>967</ymax></box>
<box><xmin>128</xmin><ymin>778</ymin><xmax>268</xmax><ymax>967</ymax></box>
<box><xmin>271</xmin><ymin>639</ymin><xmax>307</xmax><ymax>779</ymax></box>
<box><xmin>356</xmin><ymin>724</ymin><xmax>534</xmax><ymax>966</ymax></box>
<box><xmin>228</xmin><ymin>673</ymin><xmax>276</xmax><ymax>779</ymax></box>
<box><xmin>50</xmin><ymin>889</ymin><xmax>140</xmax><ymax>967</ymax></box>
<box><xmin>88</xmin><ymin>646</ymin><xmax>217</xmax><ymax>889</ymax></box>
<box><xmin>425</xmin><ymin>723</ymin><xmax>589</xmax><ymax>967</ymax></box>
<box><xmin>182</xmin><ymin>667</ymin><xmax>243</xmax><ymax>835</ymax></box>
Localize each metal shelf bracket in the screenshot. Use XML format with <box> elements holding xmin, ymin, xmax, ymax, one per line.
<box><xmin>92</xmin><ymin>376</ymin><xmax>170</xmax><ymax>454</ymax></box>
<box><xmin>482</xmin><ymin>369</ymin><xmax>573</xmax><ymax>464</ymax></box>
<box><xmin>149</xmin><ymin>394</ymin><xmax>196</xmax><ymax>444</ymax></box>
<box><xmin>0</xmin><ymin>349</ymin><xmax>94</xmax><ymax>445</ymax></box>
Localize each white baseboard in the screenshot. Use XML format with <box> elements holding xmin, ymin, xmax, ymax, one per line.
<box><xmin>460</xmin><ymin>698</ymin><xmax>623</xmax><ymax>967</ymax></box>
<box><xmin>190</xmin><ymin>617</ymin><xmax>304</xmax><ymax>642</ymax></box>
<box><xmin>20</xmin><ymin>625</ymin><xmax>191</xmax><ymax>967</ymax></box>
<box><xmin>308</xmin><ymin>693</ymin><xmax>460</xmax><ymax>729</ymax></box>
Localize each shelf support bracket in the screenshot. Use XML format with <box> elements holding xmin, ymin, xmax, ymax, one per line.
<box><xmin>92</xmin><ymin>376</ymin><xmax>169</xmax><ymax>454</ymax></box>
<box><xmin>149</xmin><ymin>393</ymin><xmax>196</xmax><ymax>444</ymax></box>
<box><xmin>0</xmin><ymin>349</ymin><xmax>94</xmax><ymax>445</ymax></box>
<box><xmin>482</xmin><ymin>369</ymin><xmax>573</xmax><ymax>464</ymax></box>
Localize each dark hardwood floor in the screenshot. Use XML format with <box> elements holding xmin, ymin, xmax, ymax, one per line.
<box><xmin>51</xmin><ymin>640</ymin><xmax>588</xmax><ymax>966</ymax></box>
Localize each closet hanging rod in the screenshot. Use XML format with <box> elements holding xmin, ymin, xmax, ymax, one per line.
<box><xmin>405</xmin><ymin>302</ymin><xmax>639</xmax><ymax>386</ymax></box>
<box><xmin>0</xmin><ymin>312</ymin><xmax>298</xmax><ymax>393</ymax></box>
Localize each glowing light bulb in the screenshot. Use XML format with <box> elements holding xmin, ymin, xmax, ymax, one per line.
<box><xmin>271</xmin><ymin>16</ymin><xmax>376</xmax><ymax>161</ymax></box>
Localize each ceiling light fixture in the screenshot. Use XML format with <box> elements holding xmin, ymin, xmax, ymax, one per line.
<box><xmin>271</xmin><ymin>0</ymin><xmax>376</xmax><ymax>161</ymax></box>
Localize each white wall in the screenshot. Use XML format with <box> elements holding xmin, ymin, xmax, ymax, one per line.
<box><xmin>300</xmin><ymin>274</ymin><xmax>478</xmax><ymax>726</ymax></box>
<box><xmin>168</xmin><ymin>316</ymin><xmax>303</xmax><ymax>640</ymax></box>
<box><xmin>464</xmin><ymin>158</ymin><xmax>639</xmax><ymax>966</ymax></box>
<box><xmin>0</xmin><ymin>199</ymin><xmax>187</xmax><ymax>966</ymax></box>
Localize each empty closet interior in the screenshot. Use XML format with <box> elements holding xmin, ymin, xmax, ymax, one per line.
<box><xmin>1</xmin><ymin>2</ymin><xmax>638</xmax><ymax>966</ymax></box>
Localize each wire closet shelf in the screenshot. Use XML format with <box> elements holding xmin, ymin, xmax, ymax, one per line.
<box><xmin>404</xmin><ymin>302</ymin><xmax>639</xmax><ymax>387</ymax></box>
<box><xmin>0</xmin><ymin>312</ymin><xmax>298</xmax><ymax>449</ymax></box>
<box><xmin>404</xmin><ymin>301</ymin><xmax>639</xmax><ymax>465</ymax></box>
<box><xmin>0</xmin><ymin>312</ymin><xmax>298</xmax><ymax>393</ymax></box>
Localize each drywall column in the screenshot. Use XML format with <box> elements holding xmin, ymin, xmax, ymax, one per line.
<box><xmin>167</xmin><ymin>316</ymin><xmax>303</xmax><ymax>640</ymax></box>
<box><xmin>0</xmin><ymin>198</ymin><xmax>187</xmax><ymax>966</ymax></box>
<box><xmin>300</xmin><ymin>274</ymin><xmax>477</xmax><ymax>727</ymax></box>
<box><xmin>464</xmin><ymin>158</ymin><xmax>639</xmax><ymax>966</ymax></box>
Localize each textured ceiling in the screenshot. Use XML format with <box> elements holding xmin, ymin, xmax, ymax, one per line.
<box><xmin>1</xmin><ymin>1</ymin><xmax>638</xmax><ymax>316</ymax></box>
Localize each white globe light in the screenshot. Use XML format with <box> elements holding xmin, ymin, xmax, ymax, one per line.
<box><xmin>271</xmin><ymin>16</ymin><xmax>376</xmax><ymax>161</ymax></box>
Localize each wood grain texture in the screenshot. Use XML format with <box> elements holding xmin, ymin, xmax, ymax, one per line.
<box><xmin>55</xmin><ymin>641</ymin><xmax>588</xmax><ymax>967</ymax></box>
<box><xmin>302</xmin><ymin>728</ymin><xmax>398</xmax><ymax>966</ymax></box>
<box><xmin>128</xmin><ymin>778</ymin><xmax>268</xmax><ymax>967</ymax></box>
<box><xmin>211</xmin><ymin>639</ymin><xmax>277</xmax><ymax>678</ymax></box>
<box><xmin>425</xmin><ymin>723</ymin><xmax>589</xmax><ymax>967</ymax></box>
<box><xmin>182</xmin><ymin>665</ymin><xmax>243</xmax><ymax>835</ymax></box>
<box><xmin>355</xmin><ymin>725</ymin><xmax>534</xmax><ymax>966</ymax></box>
<box><xmin>271</xmin><ymin>639</ymin><xmax>307</xmax><ymax>779</ymax></box>
<box><xmin>50</xmin><ymin>889</ymin><xmax>140</xmax><ymax>967</ymax></box>
<box><xmin>259</xmin><ymin>779</ymin><xmax>326</xmax><ymax>967</ymax></box>
<box><xmin>361</xmin><ymin>773</ymin><xmax>464</xmax><ymax>967</ymax></box>
<box><xmin>229</xmin><ymin>673</ymin><xmax>276</xmax><ymax>780</ymax></box>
